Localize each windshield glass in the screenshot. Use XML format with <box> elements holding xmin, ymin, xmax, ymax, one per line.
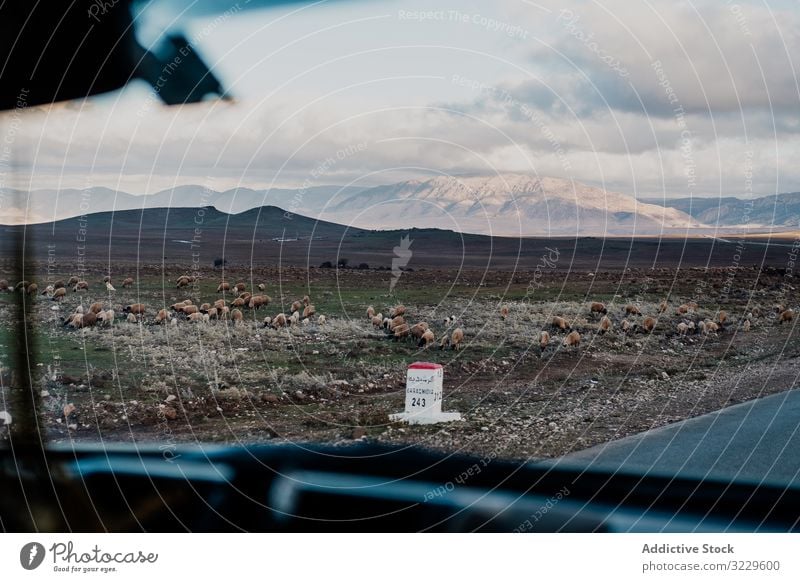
<box><xmin>1</xmin><ymin>0</ymin><xmax>798</xmax><ymax>487</ymax></box>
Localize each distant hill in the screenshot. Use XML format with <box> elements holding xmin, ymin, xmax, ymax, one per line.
<box><xmin>645</xmin><ymin>192</ymin><xmax>800</xmax><ymax>228</ymax></box>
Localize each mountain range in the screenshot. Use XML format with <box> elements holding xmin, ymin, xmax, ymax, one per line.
<box><xmin>2</xmin><ymin>174</ymin><xmax>798</xmax><ymax>236</ymax></box>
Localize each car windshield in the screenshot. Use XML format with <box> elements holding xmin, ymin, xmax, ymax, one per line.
<box><xmin>1</xmin><ymin>0</ymin><xmax>798</xmax><ymax>490</ymax></box>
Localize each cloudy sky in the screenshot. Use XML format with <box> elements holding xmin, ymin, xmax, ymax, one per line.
<box><xmin>3</xmin><ymin>0</ymin><xmax>799</xmax><ymax>200</ymax></box>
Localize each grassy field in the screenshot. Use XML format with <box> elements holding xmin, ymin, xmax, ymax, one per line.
<box><xmin>1</xmin><ymin>262</ymin><xmax>798</xmax><ymax>461</ymax></box>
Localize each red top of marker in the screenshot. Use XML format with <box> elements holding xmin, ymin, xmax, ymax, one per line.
<box><xmin>408</xmin><ymin>362</ymin><xmax>442</xmax><ymax>370</ymax></box>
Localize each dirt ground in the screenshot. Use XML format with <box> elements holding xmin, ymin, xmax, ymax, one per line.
<box><xmin>1</xmin><ymin>262</ymin><xmax>798</xmax><ymax>462</ymax></box>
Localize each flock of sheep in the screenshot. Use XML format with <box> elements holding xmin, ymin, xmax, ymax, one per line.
<box><xmin>366</xmin><ymin>304</ymin><xmax>465</xmax><ymax>350</ymax></box>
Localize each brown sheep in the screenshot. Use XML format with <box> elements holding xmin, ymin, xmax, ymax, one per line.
<box><xmin>231</xmin><ymin>298</ymin><xmax>246</xmax><ymax>308</ymax></box>
<box><xmin>688</xmin><ymin>302</ymin><xmax>699</xmax><ymax>311</ymax></box>
<box><xmin>598</xmin><ymin>315</ymin><xmax>612</xmax><ymax>334</ymax></box>
<box><xmin>539</xmin><ymin>330</ymin><xmax>550</xmax><ymax>352</ymax></box>
<box><xmin>303</xmin><ymin>295</ymin><xmax>310</xmax><ymax>306</ymax></box>
<box><xmin>88</xmin><ymin>302</ymin><xmax>104</xmax><ymax>314</ymax></box>
<box><xmin>66</xmin><ymin>314</ymin><xmax>84</xmax><ymax>328</ymax></box>
<box><xmin>272</xmin><ymin>313</ymin><xmax>287</xmax><ymax>328</ymax></box>
<box><xmin>155</xmin><ymin>309</ymin><xmax>170</xmax><ymax>324</ymax></box>
<box><xmin>778</xmin><ymin>309</ymin><xmax>794</xmax><ymax>324</ymax></box>
<box><xmin>126</xmin><ymin>313</ymin><xmax>138</xmax><ymax>323</ymax></box>
<box><xmin>183</xmin><ymin>305</ymin><xmax>199</xmax><ymax>316</ymax></box>
<box><xmin>389</xmin><ymin>305</ymin><xmax>406</xmax><ymax>317</ymax></box>
<box><xmin>213</xmin><ymin>298</ymin><xmax>226</xmax><ymax>310</ymax></box>
<box><xmin>624</xmin><ymin>304</ymin><xmax>641</xmax><ymax>316</ymax></box>
<box><xmin>450</xmin><ymin>327</ymin><xmax>464</xmax><ymax>350</ymax></box>
<box><xmin>371</xmin><ymin>315</ymin><xmax>383</xmax><ymax>328</ymax></box>
<box><xmin>53</xmin><ymin>280</ymin><xmax>65</xmax><ymax>289</ymax></box>
<box><xmin>367</xmin><ymin>306</ymin><xmax>375</xmax><ymax>319</ymax></box>
<box><xmin>390</xmin><ymin>315</ymin><xmax>405</xmax><ymax>331</ymax></box>
<box><xmin>200</xmin><ymin>303</ymin><xmax>211</xmax><ymax>312</ymax></box>
<box><xmin>248</xmin><ymin>295</ymin><xmax>271</xmax><ymax>310</ymax></box>
<box><xmin>742</xmin><ymin>319</ymin><xmax>751</xmax><ymax>332</ymax></box>
<box><xmin>302</xmin><ymin>304</ymin><xmax>316</xmax><ymax>318</ymax></box>
<box><xmin>97</xmin><ymin>309</ymin><xmax>115</xmax><ymax>326</ymax></box>
<box><xmin>176</xmin><ymin>276</ymin><xmax>191</xmax><ymax>288</ymax></box>
<box><xmin>393</xmin><ymin>323</ymin><xmax>411</xmax><ymax>340</ymax></box>
<box><xmin>234</xmin><ymin>282</ymin><xmax>246</xmax><ymax>293</ymax></box>
<box><xmin>123</xmin><ymin>303</ymin><xmax>146</xmax><ymax>316</ymax></box>
<box><xmin>590</xmin><ymin>301</ymin><xmax>607</xmax><ymax>315</ymax></box>
<box><xmin>718</xmin><ymin>311</ymin><xmax>728</xmax><ymax>325</ymax></box>
<box><xmin>207</xmin><ymin>307</ymin><xmax>219</xmax><ymax>319</ymax></box>
<box><xmin>642</xmin><ymin>316</ymin><xmax>657</xmax><ymax>333</ymax></box>
<box><xmin>500</xmin><ymin>305</ymin><xmax>509</xmax><ymax>320</ymax></box>
<box><xmin>419</xmin><ymin>329</ymin><xmax>435</xmax><ymax>348</ymax></box>
<box><xmin>551</xmin><ymin>316</ymin><xmax>569</xmax><ymax>330</ymax></box>
<box><xmin>658</xmin><ymin>300</ymin><xmax>669</xmax><ymax>314</ymax></box>
<box><xmin>231</xmin><ymin>309</ymin><xmax>243</xmax><ymax>324</ymax></box>
<box><xmin>677</xmin><ymin>322</ymin><xmax>689</xmax><ymax>335</ymax></box>
<box><xmin>52</xmin><ymin>287</ymin><xmax>67</xmax><ymax>301</ymax></box>
<box><xmin>410</xmin><ymin>322</ymin><xmax>429</xmax><ymax>339</ymax></box>
<box><xmin>26</xmin><ymin>283</ymin><xmax>38</xmax><ymax>295</ymax></box>
<box><xmin>73</xmin><ymin>281</ymin><xmax>89</xmax><ymax>292</ymax></box>
<box><xmin>122</xmin><ymin>277</ymin><xmax>134</xmax><ymax>288</ymax></box>
<box><xmin>562</xmin><ymin>330</ymin><xmax>581</xmax><ymax>347</ymax></box>
<box><xmin>677</xmin><ymin>304</ymin><xmax>689</xmax><ymax>315</ymax></box>
<box><xmin>238</xmin><ymin>292</ymin><xmax>252</xmax><ymax>302</ymax></box>
<box><xmin>67</xmin><ymin>276</ymin><xmax>80</xmax><ymax>286</ymax></box>
<box><xmin>187</xmin><ymin>312</ymin><xmax>204</xmax><ymax>323</ymax></box>
<box><xmin>290</xmin><ymin>300</ymin><xmax>303</xmax><ymax>313</ymax></box>
<box><xmin>80</xmin><ymin>312</ymin><xmax>98</xmax><ymax>328</ymax></box>
<box><xmin>0</xmin><ymin>279</ymin><xmax>8</xmax><ymax>291</ymax></box>
<box><xmin>621</xmin><ymin>319</ymin><xmax>632</xmax><ymax>333</ymax></box>
<box><xmin>216</xmin><ymin>282</ymin><xmax>231</xmax><ymax>293</ymax></box>
<box><xmin>218</xmin><ymin>306</ymin><xmax>230</xmax><ymax>320</ymax></box>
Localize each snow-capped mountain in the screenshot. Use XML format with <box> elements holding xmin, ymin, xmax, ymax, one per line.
<box><xmin>318</xmin><ymin>174</ymin><xmax>700</xmax><ymax>236</ymax></box>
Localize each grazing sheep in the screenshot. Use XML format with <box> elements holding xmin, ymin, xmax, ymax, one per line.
<box><xmin>677</xmin><ymin>322</ymin><xmax>689</xmax><ymax>335</ymax></box>
<box><xmin>15</xmin><ymin>280</ymin><xmax>29</xmax><ymax>291</ymax></box>
<box><xmin>88</xmin><ymin>302</ymin><xmax>104</xmax><ymax>314</ymax></box>
<box><xmin>26</xmin><ymin>283</ymin><xmax>38</xmax><ymax>296</ymax></box>
<box><xmin>122</xmin><ymin>277</ymin><xmax>134</xmax><ymax>288</ymax></box>
<box><xmin>53</xmin><ymin>280</ymin><xmax>65</xmax><ymax>290</ymax></box>
<box><xmin>183</xmin><ymin>305</ymin><xmax>199</xmax><ymax>316</ymax></box>
<box><xmin>367</xmin><ymin>306</ymin><xmax>375</xmax><ymax>319</ymax></box>
<box><xmin>155</xmin><ymin>309</ymin><xmax>170</xmax><ymax>324</ymax></box>
<box><xmin>624</xmin><ymin>304</ymin><xmax>641</xmax><ymax>316</ymax></box>
<box><xmin>290</xmin><ymin>311</ymin><xmax>300</xmax><ymax>325</ymax></box>
<box><xmin>590</xmin><ymin>301</ymin><xmax>607</xmax><ymax>315</ymax></box>
<box><xmin>419</xmin><ymin>329</ymin><xmax>435</xmax><ymax>348</ymax></box>
<box><xmin>66</xmin><ymin>314</ymin><xmax>84</xmax><ymax>329</ymax></box>
<box><xmin>105</xmin><ymin>282</ymin><xmax>116</xmax><ymax>292</ymax></box>
<box><xmin>301</xmin><ymin>318</ymin><xmax>310</xmax><ymax>326</ymax></box>
<box><xmin>126</xmin><ymin>313</ymin><xmax>138</xmax><ymax>323</ymax></box>
<box><xmin>677</xmin><ymin>304</ymin><xmax>689</xmax><ymax>315</ymax></box>
<box><xmin>450</xmin><ymin>328</ymin><xmax>464</xmax><ymax>350</ymax></box>
<box><xmin>290</xmin><ymin>300</ymin><xmax>303</xmax><ymax>313</ymax></box>
<box><xmin>231</xmin><ymin>309</ymin><xmax>244</xmax><ymax>324</ymax></box>
<box><xmin>75</xmin><ymin>305</ymin><xmax>84</xmax><ymax>315</ymax></box>
<box><xmin>213</xmin><ymin>299</ymin><xmax>226</xmax><ymax>310</ymax></box>
<box><xmin>500</xmin><ymin>305</ymin><xmax>509</xmax><ymax>320</ymax></box>
<box><xmin>176</xmin><ymin>276</ymin><xmax>191</xmax><ymax>288</ymax></box>
<box><xmin>389</xmin><ymin>315</ymin><xmax>405</xmax><ymax>331</ymax></box>
<box><xmin>551</xmin><ymin>316</ymin><xmax>569</xmax><ymax>330</ymax></box>
<box><xmin>371</xmin><ymin>315</ymin><xmax>383</xmax><ymax>328</ymax></box>
<box><xmin>742</xmin><ymin>319</ymin><xmax>751</xmax><ymax>332</ymax></box>
<box><xmin>302</xmin><ymin>304</ymin><xmax>316</xmax><ymax>318</ymax></box>
<box><xmin>73</xmin><ymin>281</ymin><xmax>89</xmax><ymax>292</ymax></box>
<box><xmin>439</xmin><ymin>335</ymin><xmax>450</xmax><ymax>350</ymax></box>
<box><xmin>262</xmin><ymin>316</ymin><xmax>272</xmax><ymax>327</ymax></box>
<box><xmin>239</xmin><ymin>292</ymin><xmax>252</xmax><ymax>303</ymax></box>
<box><xmin>258</xmin><ymin>283</ymin><xmax>266</xmax><ymax>291</ymax></box>
<box><xmin>718</xmin><ymin>311</ymin><xmax>728</xmax><ymax>325</ymax></box>
<box><xmin>658</xmin><ymin>300</ymin><xmax>669</xmax><ymax>314</ymax></box>
<box><xmin>375</xmin><ymin>312</ymin><xmax>383</xmax><ymax>321</ymax></box>
<box><xmin>102</xmin><ymin>275</ymin><xmax>111</xmax><ymax>283</ymax></box>
<box><xmin>207</xmin><ymin>307</ymin><xmax>219</xmax><ymax>320</ymax></box>
<box><xmin>688</xmin><ymin>302</ymin><xmax>699</xmax><ymax>311</ymax></box>
<box><xmin>392</xmin><ymin>323</ymin><xmax>411</xmax><ymax>340</ymax></box>
<box><xmin>383</xmin><ymin>317</ymin><xmax>392</xmax><ymax>329</ymax></box>
<box><xmin>80</xmin><ymin>312</ymin><xmax>98</xmax><ymax>328</ymax></box>
<box><xmin>248</xmin><ymin>295</ymin><xmax>271</xmax><ymax>310</ymax></box>
<box><xmin>598</xmin><ymin>315</ymin><xmax>612</xmax><ymax>334</ymax></box>
<box><xmin>778</xmin><ymin>309</ymin><xmax>794</xmax><ymax>324</ymax></box>
<box><xmin>123</xmin><ymin>303</ymin><xmax>146</xmax><ymax>316</ymax></box>
<box><xmin>702</xmin><ymin>320</ymin><xmax>719</xmax><ymax>335</ymax></box>
<box><xmin>231</xmin><ymin>298</ymin><xmax>246</xmax><ymax>308</ymax></box>
<box><xmin>234</xmin><ymin>282</ymin><xmax>246</xmax><ymax>292</ymax></box>
<box><xmin>218</xmin><ymin>306</ymin><xmax>230</xmax><ymax>320</ymax></box>
<box><xmin>621</xmin><ymin>319</ymin><xmax>632</xmax><ymax>333</ymax></box>
<box><xmin>318</xmin><ymin>315</ymin><xmax>326</xmax><ymax>325</ymax></box>
<box><xmin>97</xmin><ymin>309</ymin><xmax>115</xmax><ymax>326</ymax></box>
<box><xmin>272</xmin><ymin>313</ymin><xmax>287</xmax><ymax>328</ymax></box>
<box><xmin>539</xmin><ymin>330</ymin><xmax>550</xmax><ymax>352</ymax></box>
<box><xmin>389</xmin><ymin>305</ymin><xmax>406</xmax><ymax>317</ymax></box>
<box><xmin>188</xmin><ymin>312</ymin><xmax>204</xmax><ymax>323</ymax></box>
<box><xmin>642</xmin><ymin>316</ymin><xmax>657</xmax><ymax>333</ymax></box>
<box><xmin>562</xmin><ymin>330</ymin><xmax>581</xmax><ymax>348</ymax></box>
<box><xmin>42</xmin><ymin>285</ymin><xmax>54</xmax><ymax>296</ymax></box>
<box><xmin>216</xmin><ymin>282</ymin><xmax>231</xmax><ymax>293</ymax></box>
<box><xmin>52</xmin><ymin>288</ymin><xmax>67</xmax><ymax>301</ymax></box>
<box><xmin>0</xmin><ymin>279</ymin><xmax>8</xmax><ymax>291</ymax></box>
<box><xmin>67</xmin><ymin>276</ymin><xmax>79</xmax><ymax>286</ymax></box>
<box><xmin>410</xmin><ymin>322</ymin><xmax>429</xmax><ymax>339</ymax></box>
<box><xmin>200</xmin><ymin>303</ymin><xmax>211</xmax><ymax>312</ymax></box>
<box><xmin>303</xmin><ymin>295</ymin><xmax>311</xmax><ymax>306</ymax></box>
<box><xmin>171</xmin><ymin>301</ymin><xmax>189</xmax><ymax>311</ymax></box>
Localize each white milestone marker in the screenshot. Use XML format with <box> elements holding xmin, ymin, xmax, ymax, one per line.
<box><xmin>390</xmin><ymin>362</ymin><xmax>462</xmax><ymax>425</ymax></box>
